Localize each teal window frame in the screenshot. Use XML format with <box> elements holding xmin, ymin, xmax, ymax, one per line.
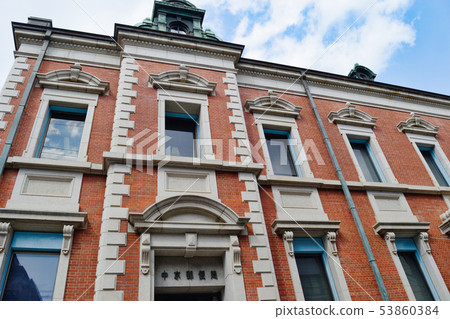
<box><xmin>165</xmin><ymin>112</ymin><xmax>199</xmax><ymax>158</ymax></box>
<box><xmin>264</xmin><ymin>128</ymin><xmax>301</xmax><ymax>177</ymax></box>
<box><xmin>0</xmin><ymin>232</ymin><xmax>62</xmax><ymax>301</ymax></box>
<box><xmin>349</xmin><ymin>138</ymin><xmax>386</xmax><ymax>183</ymax></box>
<box><xmin>418</xmin><ymin>147</ymin><xmax>450</xmax><ymax>187</ymax></box>
<box><xmin>35</xmin><ymin>105</ymin><xmax>87</xmax><ymax>160</ymax></box>
<box><xmin>293</xmin><ymin>238</ymin><xmax>338</xmax><ymax>301</ymax></box>
<box><xmin>395</xmin><ymin>238</ymin><xmax>439</xmax><ymax>301</ymax></box>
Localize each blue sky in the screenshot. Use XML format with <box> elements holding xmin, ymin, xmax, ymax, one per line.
<box><xmin>0</xmin><ymin>0</ymin><xmax>449</xmax><ymax>96</ymax></box>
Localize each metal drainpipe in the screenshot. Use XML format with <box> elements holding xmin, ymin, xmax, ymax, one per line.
<box><xmin>0</xmin><ymin>30</ymin><xmax>52</xmax><ymax>178</ymax></box>
<box><xmin>301</xmin><ymin>76</ymin><xmax>390</xmax><ymax>301</ymax></box>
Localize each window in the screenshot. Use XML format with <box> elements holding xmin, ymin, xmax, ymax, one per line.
<box><xmin>349</xmin><ymin>139</ymin><xmax>385</xmax><ymax>182</ymax></box>
<box><xmin>1</xmin><ymin>232</ymin><xmax>62</xmax><ymax>301</ymax></box>
<box><xmin>264</xmin><ymin>129</ymin><xmax>299</xmax><ymax>177</ymax></box>
<box><xmin>37</xmin><ymin>106</ymin><xmax>86</xmax><ymax>161</ymax></box>
<box><xmin>396</xmin><ymin>238</ymin><xmax>439</xmax><ymax>301</ymax></box>
<box><xmin>169</xmin><ymin>22</ymin><xmax>189</xmax><ymax>35</ymax></box>
<box><xmin>293</xmin><ymin>238</ymin><xmax>338</xmax><ymax>301</ymax></box>
<box><xmin>165</xmin><ymin>112</ymin><xmax>198</xmax><ymax>157</ymax></box>
<box><xmin>418</xmin><ymin>147</ymin><xmax>449</xmax><ymax>187</ymax></box>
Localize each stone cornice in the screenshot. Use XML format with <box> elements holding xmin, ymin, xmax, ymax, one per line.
<box><xmin>0</xmin><ymin>208</ymin><xmax>87</xmax><ymax>231</ymax></box>
<box><xmin>258</xmin><ymin>175</ymin><xmax>450</xmax><ymax>196</ymax></box>
<box><xmin>373</xmin><ymin>222</ymin><xmax>430</xmax><ymax>237</ymax></box>
<box><xmin>272</xmin><ymin>219</ymin><xmax>340</xmax><ymax>237</ymax></box>
<box><xmin>118</xmin><ymin>31</ymin><xmax>242</xmax><ymax>63</ymax></box>
<box><xmin>103</xmin><ymin>152</ymin><xmax>264</xmax><ymax>175</ymax></box>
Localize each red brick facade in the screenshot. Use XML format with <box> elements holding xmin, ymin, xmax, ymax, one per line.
<box><xmin>0</xmin><ymin>8</ymin><xmax>448</xmax><ymax>302</ymax></box>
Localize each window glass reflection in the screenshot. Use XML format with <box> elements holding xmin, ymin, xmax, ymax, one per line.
<box><xmin>40</xmin><ymin>111</ymin><xmax>85</xmax><ymax>161</ymax></box>
<box><xmin>2</xmin><ymin>253</ymin><xmax>59</xmax><ymax>301</ymax></box>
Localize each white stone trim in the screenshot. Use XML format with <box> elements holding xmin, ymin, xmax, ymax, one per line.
<box><xmin>53</xmin><ymin>225</ymin><xmax>74</xmax><ymax>301</ymax></box>
<box><xmin>406</xmin><ymin>133</ymin><xmax>450</xmax><ymax>188</ymax></box>
<box><xmin>6</xmin><ymin>168</ymin><xmax>83</xmax><ymax>213</ymax></box>
<box><xmin>367</xmin><ymin>191</ymin><xmax>418</xmax><ymax>224</ymax></box>
<box><xmin>255</xmin><ymin>114</ymin><xmax>313</xmax><ymax>178</ymax></box>
<box><xmin>133</xmin><ymin>198</ymin><xmax>247</xmax><ymax>301</ymax></box>
<box><xmin>23</xmin><ymin>88</ymin><xmax>98</xmax><ymax>162</ymax></box>
<box><xmin>157</xmin><ymin>166</ymin><xmax>218</xmax><ymax>201</ymax></box>
<box><xmin>150</xmin><ymin>64</ymin><xmax>217</xmax><ymax>95</ymax></box>
<box><xmin>439</xmin><ymin>209</ymin><xmax>450</xmax><ymax>235</ymax></box>
<box><xmin>397</xmin><ymin>113</ymin><xmax>439</xmax><ymax>136</ymax></box>
<box><xmin>237</xmin><ymin>69</ymin><xmax>450</xmax><ymax>119</ymax></box>
<box><xmin>239</xmin><ymin>172</ymin><xmax>280</xmax><ymax>301</ymax></box>
<box><xmin>156</xmin><ymin>89</ymin><xmax>214</xmax><ymax>160</ymax></box>
<box><xmin>0</xmin><ymin>223</ymin><xmax>13</xmax><ymax>278</ymax></box>
<box><xmin>110</xmin><ymin>57</ymin><xmax>138</xmax><ymax>154</ymax></box>
<box><xmin>271</xmin><ymin>186</ymin><xmax>328</xmax><ymax>221</ymax></box>
<box><xmin>338</xmin><ymin>124</ymin><xmax>397</xmax><ymax>183</ymax></box>
<box><xmin>94</xmin><ymin>163</ymin><xmax>131</xmax><ymax>301</ymax></box>
<box><xmin>0</xmin><ymin>57</ymin><xmax>30</xmax><ymax>131</ymax></box>
<box><xmin>244</xmin><ymin>91</ymin><xmax>302</xmax><ymax>118</ymax></box>
<box><xmin>223</xmin><ymin>73</ymin><xmax>253</xmax><ymax>164</ymax></box>
<box><xmin>36</xmin><ymin>63</ymin><xmax>109</xmax><ymax>94</ymax></box>
<box><xmin>328</xmin><ymin>102</ymin><xmax>377</xmax><ymax>128</ymax></box>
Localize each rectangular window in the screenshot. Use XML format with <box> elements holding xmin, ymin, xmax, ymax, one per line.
<box><xmin>396</xmin><ymin>238</ymin><xmax>439</xmax><ymax>301</ymax></box>
<box><xmin>264</xmin><ymin>129</ymin><xmax>298</xmax><ymax>177</ymax></box>
<box><xmin>1</xmin><ymin>232</ymin><xmax>62</xmax><ymax>301</ymax></box>
<box><xmin>294</xmin><ymin>238</ymin><xmax>338</xmax><ymax>301</ymax></box>
<box><xmin>165</xmin><ymin>112</ymin><xmax>198</xmax><ymax>158</ymax></box>
<box><xmin>349</xmin><ymin>139</ymin><xmax>385</xmax><ymax>182</ymax></box>
<box><xmin>419</xmin><ymin>147</ymin><xmax>449</xmax><ymax>187</ymax></box>
<box><xmin>37</xmin><ymin>106</ymin><xmax>86</xmax><ymax>161</ymax></box>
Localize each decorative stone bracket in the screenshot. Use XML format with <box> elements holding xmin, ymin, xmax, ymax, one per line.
<box><xmin>385</xmin><ymin>232</ymin><xmax>397</xmax><ymax>254</ymax></box>
<box><xmin>326</xmin><ymin>232</ymin><xmax>338</xmax><ymax>256</ymax></box>
<box><xmin>283</xmin><ymin>231</ymin><xmax>294</xmax><ymax>256</ymax></box>
<box><xmin>230</xmin><ymin>236</ymin><xmax>242</xmax><ymax>274</ymax></box>
<box><xmin>0</xmin><ymin>222</ymin><xmax>12</xmax><ymax>253</ymax></box>
<box><xmin>62</xmin><ymin>225</ymin><xmax>74</xmax><ymax>255</ymax></box>
<box><xmin>141</xmin><ymin>234</ymin><xmax>151</xmax><ymax>275</ymax></box>
<box><xmin>418</xmin><ymin>232</ymin><xmax>431</xmax><ymax>254</ymax></box>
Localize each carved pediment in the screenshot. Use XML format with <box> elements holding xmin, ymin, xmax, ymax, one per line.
<box><xmin>397</xmin><ymin>113</ymin><xmax>439</xmax><ymax>136</ymax></box>
<box><xmin>36</xmin><ymin>64</ymin><xmax>109</xmax><ymax>94</ymax></box>
<box><xmin>328</xmin><ymin>102</ymin><xmax>377</xmax><ymax>128</ymax></box>
<box><xmin>244</xmin><ymin>91</ymin><xmax>301</xmax><ymax>118</ymax></box>
<box><xmin>149</xmin><ymin>65</ymin><xmax>217</xmax><ymax>95</ymax></box>
<box><xmin>129</xmin><ymin>195</ymin><xmax>249</xmax><ymax>235</ymax></box>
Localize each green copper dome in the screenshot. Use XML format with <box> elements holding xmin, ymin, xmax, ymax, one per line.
<box><xmin>134</xmin><ymin>0</ymin><xmax>221</xmax><ymax>41</ymax></box>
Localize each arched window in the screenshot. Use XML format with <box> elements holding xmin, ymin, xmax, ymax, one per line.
<box><xmin>169</xmin><ymin>22</ymin><xmax>189</xmax><ymax>35</ymax></box>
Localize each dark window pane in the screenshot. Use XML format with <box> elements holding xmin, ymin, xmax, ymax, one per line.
<box><xmin>420</xmin><ymin>149</ymin><xmax>449</xmax><ymax>187</ymax></box>
<box><xmin>40</xmin><ymin>111</ymin><xmax>85</xmax><ymax>161</ymax></box>
<box><xmin>398</xmin><ymin>252</ymin><xmax>434</xmax><ymax>301</ymax></box>
<box><xmin>165</xmin><ymin>116</ymin><xmax>197</xmax><ymax>157</ymax></box>
<box><xmin>295</xmin><ymin>254</ymin><xmax>334</xmax><ymax>301</ymax></box>
<box><xmin>265</xmin><ymin>132</ymin><xmax>297</xmax><ymax>176</ymax></box>
<box><xmin>2</xmin><ymin>252</ymin><xmax>59</xmax><ymax>301</ymax></box>
<box><xmin>350</xmin><ymin>142</ymin><xmax>382</xmax><ymax>182</ymax></box>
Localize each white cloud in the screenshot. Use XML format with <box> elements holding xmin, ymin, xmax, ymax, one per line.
<box><xmin>196</xmin><ymin>0</ymin><xmax>416</xmax><ymax>75</ymax></box>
